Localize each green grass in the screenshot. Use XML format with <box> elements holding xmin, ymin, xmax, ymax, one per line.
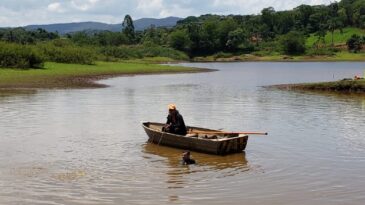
<box><xmin>306</xmin><ymin>27</ymin><xmax>365</xmax><ymax>47</ymax></box>
<box><xmin>0</xmin><ymin>61</ymin><xmax>206</xmax><ymax>89</ymax></box>
<box><xmin>193</xmin><ymin>52</ymin><xmax>365</xmax><ymax>62</ymax></box>
<box><xmin>281</xmin><ymin>79</ymin><xmax>365</xmax><ymax>93</ymax></box>
<box><xmin>331</xmin><ymin>52</ymin><xmax>365</xmax><ymax>61</ymax></box>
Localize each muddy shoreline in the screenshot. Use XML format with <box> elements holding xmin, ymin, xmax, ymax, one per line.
<box><xmin>0</xmin><ymin>67</ymin><xmax>214</xmax><ymax>93</ymax></box>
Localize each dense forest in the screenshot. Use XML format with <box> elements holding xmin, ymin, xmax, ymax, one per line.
<box><xmin>1</xmin><ymin>0</ymin><xmax>365</xmax><ymax>68</ymax></box>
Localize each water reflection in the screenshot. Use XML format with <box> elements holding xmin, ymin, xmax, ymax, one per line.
<box><xmin>143</xmin><ymin>143</ymin><xmax>249</xmax><ymax>170</ymax></box>
<box><xmin>143</xmin><ymin>143</ymin><xmax>249</xmax><ymax>171</ymax></box>
<box><xmin>143</xmin><ymin>143</ymin><xmax>250</xmax><ymax>189</ymax></box>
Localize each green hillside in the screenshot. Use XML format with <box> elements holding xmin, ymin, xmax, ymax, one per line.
<box><xmin>306</xmin><ymin>27</ymin><xmax>365</xmax><ymax>47</ymax></box>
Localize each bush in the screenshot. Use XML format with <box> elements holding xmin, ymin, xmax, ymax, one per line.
<box><xmin>38</xmin><ymin>39</ymin><xmax>97</xmax><ymax>64</ymax></box>
<box><xmin>213</xmin><ymin>52</ymin><xmax>234</xmax><ymax>59</ymax></box>
<box><xmin>99</xmin><ymin>45</ymin><xmax>189</xmax><ymax>60</ymax></box>
<box><xmin>346</xmin><ymin>34</ymin><xmax>364</xmax><ymax>53</ymax></box>
<box><xmin>306</xmin><ymin>47</ymin><xmax>335</xmax><ymax>56</ymax></box>
<box><xmin>0</xmin><ymin>42</ymin><xmax>44</xmax><ymax>68</ymax></box>
<box><xmin>279</xmin><ymin>31</ymin><xmax>306</xmax><ymax>55</ymax></box>
<box><xmin>168</xmin><ymin>30</ymin><xmax>191</xmax><ymax>52</ymax></box>
<box><xmin>140</xmin><ymin>45</ymin><xmax>188</xmax><ymax>60</ymax></box>
<box><xmin>100</xmin><ymin>46</ymin><xmax>142</xmax><ymax>59</ymax></box>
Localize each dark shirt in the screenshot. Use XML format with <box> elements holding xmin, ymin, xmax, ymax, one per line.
<box><xmin>166</xmin><ymin>110</ymin><xmax>187</xmax><ymax>135</ymax></box>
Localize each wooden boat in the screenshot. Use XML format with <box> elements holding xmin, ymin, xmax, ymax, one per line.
<box><xmin>142</xmin><ymin>122</ymin><xmax>248</xmax><ymax>155</ymax></box>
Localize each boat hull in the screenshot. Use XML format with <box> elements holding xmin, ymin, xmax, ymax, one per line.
<box><xmin>142</xmin><ymin>122</ymin><xmax>248</xmax><ymax>155</ymax></box>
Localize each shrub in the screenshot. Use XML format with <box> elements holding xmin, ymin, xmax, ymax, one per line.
<box><xmin>99</xmin><ymin>45</ymin><xmax>188</xmax><ymax>60</ymax></box>
<box><xmin>279</xmin><ymin>31</ymin><xmax>306</xmax><ymax>55</ymax></box>
<box><xmin>168</xmin><ymin>30</ymin><xmax>191</xmax><ymax>52</ymax></box>
<box><xmin>0</xmin><ymin>42</ymin><xmax>44</xmax><ymax>69</ymax></box>
<box><xmin>213</xmin><ymin>52</ymin><xmax>234</xmax><ymax>59</ymax></box>
<box><xmin>346</xmin><ymin>34</ymin><xmax>364</xmax><ymax>53</ymax></box>
<box><xmin>38</xmin><ymin>39</ymin><xmax>97</xmax><ymax>64</ymax></box>
<box><xmin>306</xmin><ymin>47</ymin><xmax>335</xmax><ymax>56</ymax></box>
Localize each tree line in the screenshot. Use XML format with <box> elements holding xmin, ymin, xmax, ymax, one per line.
<box><xmin>1</xmin><ymin>0</ymin><xmax>365</xmax><ymax>68</ymax></box>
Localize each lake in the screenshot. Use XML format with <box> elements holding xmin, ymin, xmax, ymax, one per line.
<box><xmin>1</xmin><ymin>62</ymin><xmax>364</xmax><ymax>205</ymax></box>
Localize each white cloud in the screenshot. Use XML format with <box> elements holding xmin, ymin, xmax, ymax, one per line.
<box><xmin>0</xmin><ymin>0</ymin><xmax>335</xmax><ymax>27</ymax></box>
<box><xmin>136</xmin><ymin>0</ymin><xmax>164</xmax><ymax>16</ymax></box>
<box><xmin>71</xmin><ymin>0</ymin><xmax>101</xmax><ymax>11</ymax></box>
<box><xmin>47</xmin><ymin>2</ymin><xmax>64</xmax><ymax>13</ymax></box>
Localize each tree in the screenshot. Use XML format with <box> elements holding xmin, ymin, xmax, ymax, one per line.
<box><xmin>169</xmin><ymin>29</ymin><xmax>191</xmax><ymax>52</ymax></box>
<box><xmin>326</xmin><ymin>2</ymin><xmax>344</xmax><ymax>47</ymax></box>
<box><xmin>261</xmin><ymin>7</ymin><xmax>276</xmax><ymax>39</ymax></box>
<box><xmin>226</xmin><ymin>28</ymin><xmax>247</xmax><ymax>51</ymax></box>
<box><xmin>339</xmin><ymin>0</ymin><xmax>355</xmax><ymax>26</ymax></box>
<box><xmin>352</xmin><ymin>0</ymin><xmax>365</xmax><ymax>27</ymax></box>
<box><xmin>307</xmin><ymin>6</ymin><xmax>329</xmax><ymax>49</ymax></box>
<box><xmin>294</xmin><ymin>4</ymin><xmax>313</xmax><ymax>32</ymax></box>
<box><xmin>327</xmin><ymin>17</ymin><xmax>343</xmax><ymax>47</ymax></box>
<box><xmin>200</xmin><ymin>20</ymin><xmax>219</xmax><ymax>53</ymax></box>
<box><xmin>280</xmin><ymin>31</ymin><xmax>306</xmax><ymax>55</ymax></box>
<box><xmin>274</xmin><ymin>11</ymin><xmax>295</xmax><ymax>35</ymax></box>
<box><xmin>246</xmin><ymin>16</ymin><xmax>263</xmax><ymax>46</ymax></box>
<box><xmin>216</xmin><ymin>18</ymin><xmax>238</xmax><ymax>50</ymax></box>
<box><xmin>122</xmin><ymin>15</ymin><xmax>135</xmax><ymax>44</ymax></box>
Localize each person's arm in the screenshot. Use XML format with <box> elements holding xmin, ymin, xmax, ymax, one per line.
<box><xmin>166</xmin><ymin>115</ymin><xmax>171</xmax><ymax>126</ymax></box>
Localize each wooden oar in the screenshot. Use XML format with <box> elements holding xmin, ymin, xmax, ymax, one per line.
<box><xmin>189</xmin><ymin>131</ymin><xmax>268</xmax><ymax>135</ymax></box>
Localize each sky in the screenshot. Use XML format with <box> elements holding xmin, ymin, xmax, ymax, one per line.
<box><xmin>0</xmin><ymin>0</ymin><xmax>335</xmax><ymax>27</ymax></box>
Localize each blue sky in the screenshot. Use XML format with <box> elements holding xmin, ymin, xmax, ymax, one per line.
<box><xmin>0</xmin><ymin>0</ymin><xmax>334</xmax><ymax>26</ymax></box>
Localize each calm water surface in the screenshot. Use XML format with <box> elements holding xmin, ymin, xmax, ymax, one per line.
<box><xmin>1</xmin><ymin>62</ymin><xmax>365</xmax><ymax>205</ymax></box>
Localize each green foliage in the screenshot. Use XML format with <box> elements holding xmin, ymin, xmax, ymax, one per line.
<box><xmin>38</xmin><ymin>39</ymin><xmax>97</xmax><ymax>64</ymax></box>
<box><xmin>280</xmin><ymin>31</ymin><xmax>306</xmax><ymax>55</ymax></box>
<box><xmin>306</xmin><ymin>47</ymin><xmax>335</xmax><ymax>56</ymax></box>
<box><xmin>294</xmin><ymin>4</ymin><xmax>314</xmax><ymax>32</ymax></box>
<box><xmin>346</xmin><ymin>34</ymin><xmax>364</xmax><ymax>52</ymax></box>
<box><xmin>0</xmin><ymin>28</ymin><xmax>59</xmax><ymax>44</ymax></box>
<box><xmin>212</xmin><ymin>52</ymin><xmax>234</xmax><ymax>59</ymax></box>
<box><xmin>306</xmin><ymin>27</ymin><xmax>365</xmax><ymax>47</ymax></box>
<box><xmin>2</xmin><ymin>0</ymin><xmax>365</xmax><ymax>66</ymax></box>
<box><xmin>68</xmin><ymin>31</ymin><xmax>128</xmax><ymax>46</ymax></box>
<box><xmin>0</xmin><ymin>42</ymin><xmax>44</xmax><ymax>69</ymax></box>
<box><xmin>257</xmin><ymin>40</ymin><xmax>281</xmax><ymax>53</ymax></box>
<box><xmin>169</xmin><ymin>29</ymin><xmax>191</xmax><ymax>51</ymax></box>
<box><xmin>122</xmin><ymin>15</ymin><xmax>135</xmax><ymax>43</ymax></box>
<box><xmin>216</xmin><ymin>18</ymin><xmax>238</xmax><ymax>49</ymax></box>
<box><xmin>99</xmin><ymin>45</ymin><xmax>188</xmax><ymax>60</ymax></box>
<box><xmin>141</xmin><ymin>26</ymin><xmax>169</xmax><ymax>46</ymax></box>
<box><xmin>297</xmin><ymin>79</ymin><xmax>365</xmax><ymax>92</ymax></box>
<box><xmin>226</xmin><ymin>28</ymin><xmax>247</xmax><ymax>51</ymax></box>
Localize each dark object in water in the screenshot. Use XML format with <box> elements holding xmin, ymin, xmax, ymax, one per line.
<box><xmin>182</xmin><ymin>151</ymin><xmax>195</xmax><ymax>165</ymax></box>
<box><xmin>142</xmin><ymin>122</ymin><xmax>248</xmax><ymax>155</ymax></box>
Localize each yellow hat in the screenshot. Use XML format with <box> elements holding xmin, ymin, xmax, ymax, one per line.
<box><xmin>168</xmin><ymin>104</ymin><xmax>176</xmax><ymax>110</ymax></box>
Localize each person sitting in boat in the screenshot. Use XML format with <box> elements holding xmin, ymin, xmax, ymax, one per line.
<box><xmin>162</xmin><ymin>104</ymin><xmax>187</xmax><ymax>135</ymax></box>
<box><xmin>182</xmin><ymin>151</ymin><xmax>195</xmax><ymax>165</ymax></box>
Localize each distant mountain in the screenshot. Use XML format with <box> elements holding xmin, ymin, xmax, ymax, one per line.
<box><xmin>133</xmin><ymin>17</ymin><xmax>181</xmax><ymax>30</ymax></box>
<box><xmin>25</xmin><ymin>22</ymin><xmax>118</xmax><ymax>34</ymax></box>
<box><xmin>24</xmin><ymin>17</ymin><xmax>182</xmax><ymax>34</ymax></box>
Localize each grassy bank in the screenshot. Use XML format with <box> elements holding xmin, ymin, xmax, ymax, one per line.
<box><xmin>192</xmin><ymin>52</ymin><xmax>365</xmax><ymax>62</ymax></box>
<box><xmin>272</xmin><ymin>79</ymin><xmax>365</xmax><ymax>93</ymax></box>
<box><xmin>0</xmin><ymin>61</ymin><xmax>209</xmax><ymax>90</ymax></box>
